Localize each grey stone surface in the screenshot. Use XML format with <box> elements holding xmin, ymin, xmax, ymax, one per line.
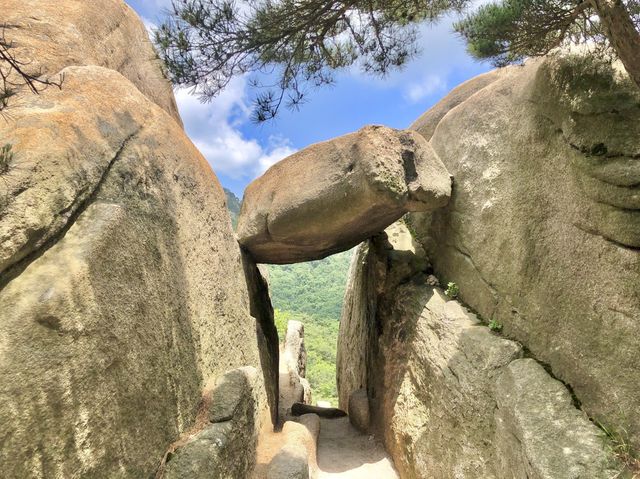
<box><xmin>164</xmin><ymin>367</ymin><xmax>262</xmax><ymax>479</ymax></box>
<box><xmin>164</xmin><ymin>422</ymin><xmax>237</xmax><ymax>479</ymax></box>
<box><xmin>267</xmin><ymin>444</ymin><xmax>310</xmax><ymax>479</ymax></box>
<box><xmin>411</xmin><ymin>69</ymin><xmax>505</xmax><ymax>141</ymax></box>
<box><xmin>337</xmin><ymin>218</ymin><xmax>618</xmax><ymax>478</ymax></box>
<box><xmin>409</xmin><ymin>51</ymin><xmax>640</xmax><ymax>446</ymax></box>
<box><xmin>208</xmin><ymin>368</ymin><xmax>255</xmax><ymax>423</ymax></box>
<box><xmin>494</xmin><ymin>359</ymin><xmax>616</xmax><ymax>479</ymax></box>
<box><xmin>237</xmin><ymin>125</ymin><xmax>451</xmax><ymax>264</ymax></box>
<box><xmin>348</xmin><ymin>389</ymin><xmax>370</xmax><ymax>433</ymax></box>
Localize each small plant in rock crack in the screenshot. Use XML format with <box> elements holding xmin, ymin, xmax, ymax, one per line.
<box><xmin>444</xmin><ymin>282</ymin><xmax>459</xmax><ymax>299</ymax></box>
<box><xmin>0</xmin><ymin>143</ymin><xmax>13</xmax><ymax>175</ymax></box>
<box><xmin>488</xmin><ymin>319</ymin><xmax>503</xmax><ymax>332</ymax></box>
<box><xmin>597</xmin><ymin>421</ymin><xmax>640</xmax><ymax>478</ymax></box>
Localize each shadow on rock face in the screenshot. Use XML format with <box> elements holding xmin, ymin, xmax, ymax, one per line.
<box><xmin>408</xmin><ymin>50</ymin><xmax>640</xmax><ymax>452</ymax></box>
<box><xmin>533</xmin><ymin>54</ymin><xmax>640</xmax><ymax>248</ymax></box>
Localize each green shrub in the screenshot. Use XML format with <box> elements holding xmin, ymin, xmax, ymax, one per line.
<box><xmin>597</xmin><ymin>421</ymin><xmax>640</xmax><ymax>477</ymax></box>
<box><xmin>488</xmin><ymin>319</ymin><xmax>503</xmax><ymax>332</ymax></box>
<box><xmin>445</xmin><ymin>282</ymin><xmax>459</xmax><ymax>299</ymax></box>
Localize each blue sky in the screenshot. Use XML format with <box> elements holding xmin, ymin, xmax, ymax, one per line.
<box><xmin>126</xmin><ymin>0</ymin><xmax>491</xmax><ymax>197</ymax></box>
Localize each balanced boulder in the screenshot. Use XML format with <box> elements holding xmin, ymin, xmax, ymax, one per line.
<box><xmin>237</xmin><ymin>125</ymin><xmax>451</xmax><ymax>264</ymax></box>
<box><xmin>279</xmin><ymin>320</ymin><xmax>312</xmax><ymax>419</ymax></box>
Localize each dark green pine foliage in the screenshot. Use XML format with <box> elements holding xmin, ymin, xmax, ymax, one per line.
<box><xmin>156</xmin><ymin>0</ymin><xmax>640</xmax><ymax>122</ymax></box>
<box><xmin>154</xmin><ymin>0</ymin><xmax>465</xmax><ymax>121</ymax></box>
<box><xmin>455</xmin><ymin>0</ymin><xmax>640</xmax><ymax>87</ymax></box>
<box><xmin>454</xmin><ymin>0</ymin><xmax>603</xmax><ymax>66</ymax></box>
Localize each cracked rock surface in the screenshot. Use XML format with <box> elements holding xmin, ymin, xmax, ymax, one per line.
<box><xmin>338</xmin><ymin>222</ymin><xmax>618</xmax><ymax>478</ymax></box>
<box><xmin>0</xmin><ymin>63</ymin><xmax>266</xmax><ymax>479</ymax></box>
<box><xmin>408</xmin><ymin>51</ymin><xmax>640</xmax><ymax>450</ymax></box>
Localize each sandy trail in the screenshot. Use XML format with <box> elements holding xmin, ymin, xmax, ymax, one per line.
<box><xmin>317</xmin><ymin>417</ymin><xmax>398</xmax><ymax>478</ymax></box>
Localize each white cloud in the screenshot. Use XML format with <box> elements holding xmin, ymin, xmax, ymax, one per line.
<box><xmin>175</xmin><ymin>79</ymin><xmax>296</xmax><ymax>180</ymax></box>
<box><xmin>342</xmin><ymin>15</ymin><xmax>485</xmax><ymax>104</ymax></box>
<box><xmin>405</xmin><ymin>74</ymin><xmax>447</xmax><ymax>102</ymax></box>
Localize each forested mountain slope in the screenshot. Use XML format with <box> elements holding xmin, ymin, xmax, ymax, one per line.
<box><xmin>268</xmin><ymin>250</ymin><xmax>353</xmax><ymax>404</ymax></box>
<box><xmin>224</xmin><ymin>188</ymin><xmax>241</xmax><ymax>228</ymax></box>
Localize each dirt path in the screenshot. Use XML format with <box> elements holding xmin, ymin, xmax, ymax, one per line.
<box><xmin>317</xmin><ymin>417</ymin><xmax>398</xmax><ymax>478</ymax></box>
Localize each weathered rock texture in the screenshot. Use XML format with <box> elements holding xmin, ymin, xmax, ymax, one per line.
<box><xmin>337</xmin><ymin>221</ymin><xmax>618</xmax><ymax>478</ymax></box>
<box><xmin>164</xmin><ymin>367</ymin><xmax>263</xmax><ymax>479</ymax></box>
<box><xmin>408</xmin><ymin>52</ymin><xmax>640</xmax><ymax>446</ymax></box>
<box><xmin>3</xmin><ymin>0</ymin><xmax>181</xmax><ymax>125</ymax></box>
<box><xmin>0</xmin><ymin>4</ymin><xmax>274</xmax><ymax>476</ymax></box>
<box><xmin>279</xmin><ymin>320</ymin><xmax>312</xmax><ymax>419</ymax></box>
<box><xmin>237</xmin><ymin>125</ymin><xmax>451</xmax><ymax>264</ymax></box>
<box><xmin>254</xmin><ymin>413</ymin><xmax>320</xmax><ymax>478</ymax></box>
<box><xmin>243</xmin><ymin>256</ymin><xmax>280</xmax><ymax>427</ymax></box>
<box><xmin>266</xmin><ymin>415</ymin><xmax>319</xmax><ymax>479</ymax></box>
<box><xmin>348</xmin><ymin>389</ymin><xmax>370</xmax><ymax>433</ymax></box>
<box><xmin>267</xmin><ymin>444</ymin><xmax>310</xmax><ymax>479</ymax></box>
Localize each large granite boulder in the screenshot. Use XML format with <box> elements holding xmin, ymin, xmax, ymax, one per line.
<box><xmin>408</xmin><ymin>52</ymin><xmax>640</xmax><ymax>446</ymax></box>
<box><xmin>237</xmin><ymin>125</ymin><xmax>451</xmax><ymax>264</ymax></box>
<box><xmin>3</xmin><ymin>0</ymin><xmax>181</xmax><ymax>124</ymax></box>
<box><xmin>163</xmin><ymin>367</ymin><xmax>263</xmax><ymax>479</ymax></box>
<box><xmin>337</xmin><ymin>221</ymin><xmax>618</xmax><ymax>478</ymax></box>
<box><xmin>0</xmin><ymin>6</ymin><xmax>274</xmax><ymax>475</ymax></box>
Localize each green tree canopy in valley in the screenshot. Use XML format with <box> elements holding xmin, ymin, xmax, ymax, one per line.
<box><xmin>223</xmin><ymin>187</ymin><xmax>241</xmax><ymax>228</ymax></box>
<box><xmin>274</xmin><ymin>308</ymin><xmax>340</xmax><ymax>403</ymax></box>
<box><xmin>268</xmin><ymin>249</ymin><xmax>353</xmax><ymax>404</ymax></box>
<box><xmin>155</xmin><ymin>0</ymin><xmax>640</xmax><ymax>121</ymax></box>
<box><xmin>267</xmin><ymin>249</ymin><xmax>353</xmax><ymax>320</ymax></box>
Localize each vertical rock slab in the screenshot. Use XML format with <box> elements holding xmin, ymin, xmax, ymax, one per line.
<box><xmin>337</xmin><ymin>218</ymin><xmax>619</xmax><ymax>478</ymax></box>
<box><xmin>347</xmin><ymin>389</ymin><xmax>370</xmax><ymax>433</ymax></box>
<box><xmin>243</xmin><ymin>254</ymin><xmax>280</xmax><ymax>427</ymax></box>
<box><xmin>279</xmin><ymin>321</ymin><xmax>312</xmax><ymax>419</ymax></box>
<box><xmin>267</xmin><ymin>444</ymin><xmax>310</xmax><ymax>479</ymax></box>
<box><xmin>337</xmin><ymin>240</ymin><xmax>386</xmax><ymax>410</ymax></box>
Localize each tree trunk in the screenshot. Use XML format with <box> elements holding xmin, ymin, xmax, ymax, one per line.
<box><xmin>591</xmin><ymin>0</ymin><xmax>640</xmax><ymax>89</ymax></box>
